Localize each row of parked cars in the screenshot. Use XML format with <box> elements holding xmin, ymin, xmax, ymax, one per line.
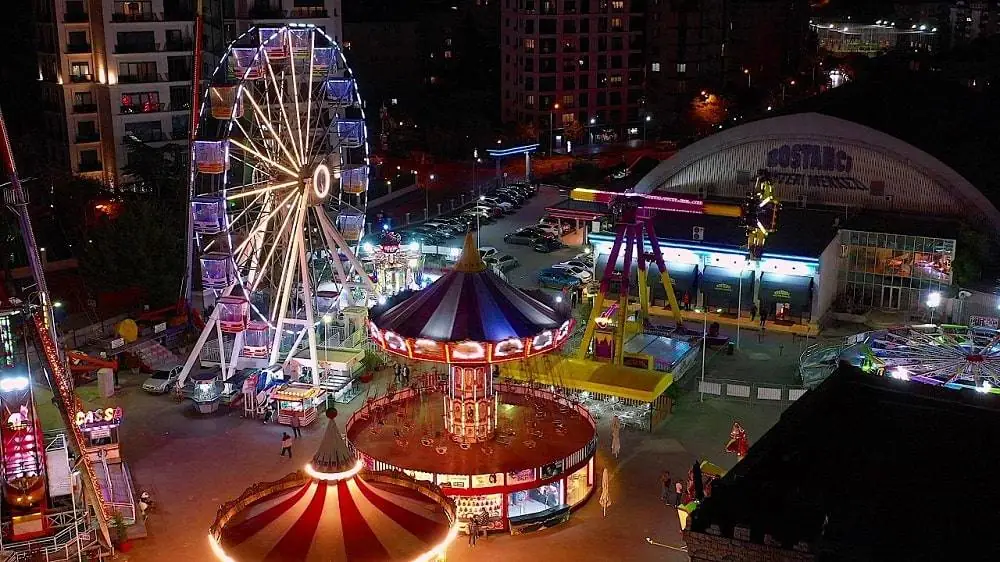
<box><xmin>395</xmin><ymin>183</ymin><xmax>538</xmax><ymax>247</ymax></box>
<box><xmin>537</xmin><ymin>252</ymin><xmax>596</xmax><ymax>289</ymax></box>
<box><xmin>503</xmin><ymin>214</ymin><xmax>572</xmax><ymax>254</ymax></box>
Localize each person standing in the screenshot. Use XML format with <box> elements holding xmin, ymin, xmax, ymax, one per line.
<box><xmin>660</xmin><ymin>471</ymin><xmax>672</xmax><ymax>504</ymax></box>
<box><xmin>672</xmin><ymin>481</ymin><xmax>684</xmax><ymax>506</ymax></box>
<box><xmin>759</xmin><ymin>304</ymin><xmax>768</xmax><ymax>330</ymax></box>
<box><xmin>279</xmin><ymin>432</ymin><xmax>293</xmax><ymax>458</ymax></box>
<box><xmin>750</xmin><ymin>303</ymin><xmax>758</xmax><ymax>322</ymax></box>
<box><xmin>291</xmin><ymin>415</ymin><xmax>302</xmax><ymax>438</ymax></box>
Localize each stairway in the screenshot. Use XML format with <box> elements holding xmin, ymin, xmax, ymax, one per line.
<box><xmin>132</xmin><ymin>338</ymin><xmax>181</xmax><ymax>371</ymax></box>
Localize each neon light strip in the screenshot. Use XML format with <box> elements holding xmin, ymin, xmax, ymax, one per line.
<box><xmin>304</xmin><ymin>459</ymin><xmax>363</xmax><ymax>481</ymax></box>
<box><xmin>589</xmin><ymin>232</ymin><xmax>820</xmax><ymax>263</ymax></box>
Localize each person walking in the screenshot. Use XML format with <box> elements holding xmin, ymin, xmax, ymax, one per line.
<box><xmin>750</xmin><ymin>303</ymin><xmax>758</xmax><ymax>322</ymax></box>
<box><xmin>291</xmin><ymin>415</ymin><xmax>302</xmax><ymax>438</ymax></box>
<box><xmin>660</xmin><ymin>471</ymin><xmax>672</xmax><ymax>504</ymax></box>
<box><xmin>672</xmin><ymin>481</ymin><xmax>684</xmax><ymax>506</ymax></box>
<box><xmin>468</xmin><ymin>518</ymin><xmax>478</xmax><ymax>546</ymax></box>
<box><xmin>279</xmin><ymin>432</ymin><xmax>293</xmax><ymax>458</ymax></box>
<box><xmin>759</xmin><ymin>305</ymin><xmax>768</xmax><ymax>330</ymax></box>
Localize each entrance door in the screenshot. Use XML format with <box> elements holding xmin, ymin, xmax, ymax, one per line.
<box><xmin>881</xmin><ymin>286</ymin><xmax>901</xmax><ymax>310</ymax></box>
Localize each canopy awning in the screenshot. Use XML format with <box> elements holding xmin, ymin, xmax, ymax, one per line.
<box><xmin>596</xmin><ymin>253</ymin><xmax>699</xmax><ymax>295</ymax></box>
<box><xmin>699</xmin><ymin>266</ymin><xmax>755</xmax><ymax>309</ymax></box>
<box><xmin>759</xmin><ymin>273</ymin><xmax>814</xmax><ymax>311</ymax></box>
<box><xmin>502</xmin><ymin>355</ymin><xmax>675</xmax><ymax>403</ymax></box>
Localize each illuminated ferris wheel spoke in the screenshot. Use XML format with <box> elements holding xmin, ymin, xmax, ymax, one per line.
<box><xmin>225</xmin><ymin>179</ymin><xmax>298</xmax><ymax>201</ymax></box>
<box><xmin>230</xmin><ymin>139</ymin><xmax>299</xmax><ymax>178</ymax></box>
<box><xmin>262</xmin><ymin>53</ymin><xmax>304</xmax><ymax>164</ymax></box>
<box><xmin>235</xmin><ymin>189</ymin><xmax>298</xmax><ymax>261</ymax></box>
<box><xmin>287</xmin><ymin>42</ymin><xmax>306</xmax><ymax>167</ymax></box>
<box><xmin>242</xmin><ymin>89</ymin><xmax>300</xmax><ymax>170</ymax></box>
<box><xmin>304</xmin><ymin>34</ymin><xmax>316</xmax><ymax>159</ymax></box>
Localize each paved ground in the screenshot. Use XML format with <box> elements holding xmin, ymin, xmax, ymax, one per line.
<box><xmin>32</xmin><ymin>323</ymin><xmax>801</xmax><ymax>562</ymax></box>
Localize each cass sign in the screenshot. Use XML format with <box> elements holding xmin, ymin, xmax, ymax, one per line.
<box><xmin>765</xmin><ymin>144</ymin><xmax>868</xmax><ymax>191</ymax></box>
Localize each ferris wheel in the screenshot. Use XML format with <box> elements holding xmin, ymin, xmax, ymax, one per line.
<box><xmin>178</xmin><ymin>25</ymin><xmax>374</xmax><ymax>388</ymax></box>
<box><xmin>865</xmin><ymin>326</ymin><xmax>1000</xmax><ymax>392</ymax></box>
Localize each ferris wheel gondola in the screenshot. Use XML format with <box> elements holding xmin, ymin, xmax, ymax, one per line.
<box><xmin>178</xmin><ymin>25</ymin><xmax>375</xmax><ymax>390</ymax></box>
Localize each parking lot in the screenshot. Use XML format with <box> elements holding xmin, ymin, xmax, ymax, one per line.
<box><xmin>399</xmin><ymin>185</ymin><xmax>587</xmax><ymax>290</ymax></box>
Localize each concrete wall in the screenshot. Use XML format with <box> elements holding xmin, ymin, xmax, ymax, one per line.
<box><xmin>815</xmin><ymin>234</ymin><xmax>842</xmax><ymax>324</ymax></box>
<box><xmin>684</xmin><ymin>530</ymin><xmax>816</xmax><ymax>562</ymax></box>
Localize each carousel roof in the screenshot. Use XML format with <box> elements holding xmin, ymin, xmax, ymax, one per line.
<box><xmin>370</xmin><ymin>233</ymin><xmax>569</xmax><ymax>343</ymax></box>
<box><xmin>216</xmin><ymin>421</ymin><xmax>456</xmax><ymax>562</ymax></box>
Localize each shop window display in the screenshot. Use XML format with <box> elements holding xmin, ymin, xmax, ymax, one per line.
<box><xmin>566</xmin><ymin>465</ymin><xmax>591</xmax><ymax>506</ymax></box>
<box><xmin>456</xmin><ymin>494</ymin><xmax>503</xmax><ymax>530</ymax></box>
<box><xmin>508</xmin><ymin>481</ymin><xmax>563</xmax><ymax>517</ymax></box>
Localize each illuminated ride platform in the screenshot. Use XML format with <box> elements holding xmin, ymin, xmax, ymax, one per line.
<box><xmin>353</xmin><ymin>234</ymin><xmax>597</xmax><ymax>533</ymax></box>
<box><xmin>210</xmin><ymin>415</ymin><xmax>459</xmax><ymax>562</ymax></box>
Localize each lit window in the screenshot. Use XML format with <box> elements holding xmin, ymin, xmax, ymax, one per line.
<box><xmin>609</xmin><ymin>75</ymin><xmax>623</xmax><ymax>85</ymax></box>
<box><xmin>651</xmin><ymin>62</ymin><xmax>660</xmax><ymax>72</ymax></box>
<box><xmin>612</xmin><ymin>0</ymin><xmax>624</xmax><ymax>8</ymax></box>
<box><xmin>391</xmin><ymin>98</ymin><xmax>398</xmax><ymax>105</ymax></box>
<box><xmin>526</xmin><ymin>94</ymin><xmax>535</xmax><ymax>107</ymax></box>
<box><xmin>561</xmin><ymin>113</ymin><xmax>575</xmax><ymax>125</ymax></box>
<box><xmin>610</xmin><ymin>17</ymin><xmax>623</xmax><ymax>30</ymax></box>
<box><xmin>524</xmin><ymin>38</ymin><xmax>536</xmax><ymax>52</ymax></box>
<box><xmin>676</xmin><ymin>63</ymin><xmax>686</xmax><ymax>73</ymax></box>
<box><xmin>444</xmin><ymin>50</ymin><xmax>452</xmax><ymax>59</ymax></box>
<box><xmin>343</xmin><ymin>41</ymin><xmax>351</xmax><ymax>50</ymax></box>
<box><xmin>562</xmin><ymin>94</ymin><xmax>573</xmax><ymax>105</ymax></box>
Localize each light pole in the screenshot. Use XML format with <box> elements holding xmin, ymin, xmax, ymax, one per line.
<box><xmin>589</xmin><ymin>117</ymin><xmax>596</xmax><ymax>146</ymax></box>
<box><xmin>700</xmin><ymin>302</ymin><xmax>708</xmax><ymax>402</ymax></box>
<box><xmin>427</xmin><ymin>173</ymin><xmax>435</xmax><ymax>219</ymax></box>
<box><xmin>643</xmin><ymin>114</ymin><xmax>651</xmax><ymax>143</ymax></box>
<box><xmin>550</xmin><ymin>103</ymin><xmax>560</xmax><ymax>157</ymax></box>
<box><xmin>744</xmin><ymin>68</ymin><xmax>751</xmax><ymax>89</ymax></box>
<box><xmin>927</xmin><ymin>291</ymin><xmax>941</xmax><ymax>324</ymax></box>
<box><xmin>477</xmin><ymin>194</ymin><xmax>485</xmax><ymax>248</ymax></box>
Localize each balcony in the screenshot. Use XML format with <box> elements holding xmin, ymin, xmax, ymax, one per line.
<box><xmin>111</xmin><ymin>11</ymin><xmax>160</xmax><ymax>22</ymax></box>
<box><xmin>118</xmin><ymin>73</ymin><xmax>161</xmax><ymax>84</ymax></box>
<box><xmin>289</xmin><ymin>7</ymin><xmax>328</xmax><ymax>18</ymax></box>
<box><xmin>78</xmin><ymin>160</ymin><xmax>103</xmax><ymax>172</ymax></box>
<box><xmin>69</xmin><ymin>73</ymin><xmax>94</xmax><ymax>83</ymax></box>
<box><xmin>168</xmin><ymin>70</ymin><xmax>193</xmax><ymax>82</ymax></box>
<box><xmin>115</xmin><ymin>43</ymin><xmax>159</xmax><ymax>54</ymax></box>
<box><xmin>75</xmin><ymin>132</ymin><xmax>100</xmax><ymax>143</ymax></box>
<box><xmin>248</xmin><ymin>7</ymin><xmax>284</xmax><ymax>19</ymax></box>
<box><xmin>73</xmin><ymin>103</ymin><xmax>98</xmax><ymax>114</ymax></box>
<box><xmin>163</xmin><ymin>10</ymin><xmax>194</xmax><ymax>21</ymax></box>
<box><xmin>122</xmin><ymin>130</ymin><xmax>166</xmax><ymax>144</ymax></box>
<box><xmin>66</xmin><ymin>43</ymin><xmax>92</xmax><ymax>54</ymax></box>
<box><xmin>63</xmin><ymin>11</ymin><xmax>89</xmax><ymax>23</ymax></box>
<box><xmin>172</xmin><ymin>129</ymin><xmax>189</xmax><ymax>140</ymax></box>
<box><xmin>120</xmin><ymin>102</ymin><xmax>189</xmax><ymax>115</ymax></box>
<box><xmin>163</xmin><ymin>40</ymin><xmax>194</xmax><ymax>52</ymax></box>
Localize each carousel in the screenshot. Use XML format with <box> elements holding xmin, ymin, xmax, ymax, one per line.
<box><xmin>350</xmin><ymin>234</ymin><xmax>598</xmax><ymax>534</ymax></box>
<box><xmin>363</xmin><ymin>230</ymin><xmax>424</xmax><ymax>300</ymax></box>
<box><xmin>209</xmin><ymin>415</ymin><xmax>459</xmax><ymax>561</ymax></box>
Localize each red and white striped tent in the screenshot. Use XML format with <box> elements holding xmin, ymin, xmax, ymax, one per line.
<box><xmin>214</xmin><ymin>421</ymin><xmax>458</xmax><ymax>562</ymax></box>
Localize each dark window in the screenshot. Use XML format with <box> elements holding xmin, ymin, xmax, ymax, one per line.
<box><xmin>525</xmin><ymin>76</ymin><xmax>535</xmax><ymax>90</ymax></box>
<box><xmin>611</xmin><ymin>36</ymin><xmax>623</xmax><ymax>50</ymax></box>
<box><xmin>563</xmin><ymin>76</ymin><xmax>576</xmax><ymax>89</ymax></box>
<box><xmin>598</xmin><ymin>55</ymin><xmax>607</xmax><ymax>70</ymax></box>
<box><xmin>598</xmin><ymin>37</ymin><xmax>607</xmax><ymax>52</ymax></box>
<box><xmin>525</xmin><ymin>57</ymin><xmax>534</xmax><ymax>71</ymax></box>
<box><xmin>597</xmin><ymin>92</ymin><xmax>606</xmax><ymax>106</ymax></box>
<box><xmin>580</xmin><ymin>74</ymin><xmax>589</xmax><ymax>88</ymax></box>
<box><xmin>563</xmin><ymin>20</ymin><xmax>576</xmax><ymax>33</ymax></box>
<box><xmin>579</xmin><ymin>92</ymin><xmax>589</xmax><ymax>107</ymax></box>
<box><xmin>540</xmin><ymin>57</ymin><xmax>556</xmax><ymax>72</ymax></box>
<box><xmin>525</xmin><ymin>20</ymin><xmax>535</xmax><ymax>33</ymax></box>
<box><xmin>611</xmin><ymin>55</ymin><xmax>622</xmax><ymax>69</ymax></box>
<box><xmin>539</xmin><ymin>19</ymin><xmax>556</xmax><ymax>34</ymax></box>
<box><xmin>580</xmin><ymin>37</ymin><xmax>590</xmax><ymax>51</ymax></box>
<box><xmin>580</xmin><ymin>18</ymin><xmax>589</xmax><ymax>32</ymax></box>
<box><xmin>539</xmin><ymin>76</ymin><xmax>556</xmax><ymax>91</ymax></box>
<box><xmin>609</xmin><ymin>91</ymin><xmax>622</xmax><ymax>105</ymax></box>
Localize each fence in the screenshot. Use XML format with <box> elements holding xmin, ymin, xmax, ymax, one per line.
<box><xmin>697</xmin><ymin>377</ymin><xmax>807</xmax><ymax>405</ymax></box>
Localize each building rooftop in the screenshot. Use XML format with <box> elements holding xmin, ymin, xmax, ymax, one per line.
<box><xmin>688</xmin><ymin>367</ymin><xmax>1000</xmax><ymax>559</ymax></box>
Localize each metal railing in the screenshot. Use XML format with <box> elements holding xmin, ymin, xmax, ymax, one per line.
<box><xmin>72</xmin><ymin>103</ymin><xmax>97</xmax><ymax>114</ymax></box>
<box><xmin>63</xmin><ymin>11</ymin><xmax>89</xmax><ymax>23</ymax></box>
<box><xmin>114</xmin><ymin>43</ymin><xmax>159</xmax><ymax>54</ymax></box>
<box><xmin>75</xmin><ymin>132</ymin><xmax>100</xmax><ymax>143</ymax></box>
<box><xmin>77</xmin><ymin>161</ymin><xmax>103</xmax><ymax>172</ymax></box>
<box><xmin>697</xmin><ymin>377</ymin><xmax>807</xmax><ymax>405</ymax></box>
<box><xmin>65</xmin><ymin>43</ymin><xmax>91</xmax><ymax>53</ymax></box>
<box><xmin>69</xmin><ymin>73</ymin><xmax>94</xmax><ymax>83</ymax></box>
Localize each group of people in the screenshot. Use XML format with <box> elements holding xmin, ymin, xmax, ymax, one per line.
<box><xmin>749</xmin><ymin>303</ymin><xmax>769</xmax><ymax>329</ymax></box>
<box><xmin>659</xmin><ymin>471</ymin><xmax>685</xmax><ymax>506</ymax></box>
<box><xmin>660</xmin><ymin>466</ymin><xmax>715</xmax><ymax>507</ymax></box>
<box><xmin>393</xmin><ymin>363</ymin><xmax>411</xmax><ymax>385</ymax></box>
<box><xmin>467</xmin><ymin>508</ymin><xmax>491</xmax><ymax>546</ymax></box>
<box><xmin>278</xmin><ymin>418</ymin><xmax>303</xmax><ymax>458</ymax></box>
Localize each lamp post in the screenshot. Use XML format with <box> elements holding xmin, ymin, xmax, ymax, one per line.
<box><xmin>589</xmin><ymin>117</ymin><xmax>596</xmax><ymax>146</ymax></box>
<box><xmin>550</xmin><ymin>103</ymin><xmax>560</xmax><ymax>157</ymax></box>
<box><xmin>744</xmin><ymin>68</ymin><xmax>751</xmax><ymax>89</ymax></box>
<box><xmin>427</xmin><ymin>173</ymin><xmax>435</xmax><ymax>220</ymax></box>
<box><xmin>477</xmin><ymin>194</ymin><xmax>485</xmax><ymax>248</ymax></box>
<box><xmin>700</xmin><ymin>302</ymin><xmax>708</xmax><ymax>402</ymax></box>
<box><xmin>643</xmin><ymin>114</ymin><xmax>651</xmax><ymax>143</ymax></box>
<box><xmin>927</xmin><ymin>291</ymin><xmax>941</xmax><ymax>324</ymax></box>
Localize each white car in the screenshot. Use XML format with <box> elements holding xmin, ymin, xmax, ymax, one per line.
<box><xmin>550</xmin><ymin>264</ymin><xmax>593</xmax><ymax>282</ymax></box>
<box><xmin>539</xmin><ymin>215</ymin><xmax>573</xmax><ymax>234</ymax></box>
<box><xmin>479</xmin><ymin>246</ymin><xmax>498</xmax><ymax>260</ymax></box>
<box><xmin>481</xmin><ymin>198</ymin><xmax>514</xmax><ymax>212</ymax></box>
<box><xmin>486</xmin><ymin>254</ymin><xmax>520</xmax><ymax>272</ymax></box>
<box><xmin>534</xmin><ymin>223</ymin><xmax>561</xmax><ymax>237</ymax></box>
<box><xmin>573</xmin><ymin>252</ymin><xmax>595</xmax><ymax>266</ymax></box>
<box><xmin>560</xmin><ymin>259</ymin><xmax>593</xmax><ymax>271</ymax></box>
<box><xmin>142</xmin><ymin>366</ymin><xmax>182</xmax><ymax>394</ymax></box>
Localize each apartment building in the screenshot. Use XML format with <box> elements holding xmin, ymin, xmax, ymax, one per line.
<box><xmin>34</xmin><ymin>0</ymin><xmax>342</xmax><ymax>189</ymax></box>
<box><xmin>949</xmin><ymin>1</ymin><xmax>1000</xmax><ymax>46</ymax></box>
<box><xmin>500</xmin><ymin>0</ymin><xmax>646</xmax><ymax>147</ymax></box>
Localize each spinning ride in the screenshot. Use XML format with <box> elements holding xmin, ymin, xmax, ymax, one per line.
<box><xmin>351</xmin><ymin>234</ymin><xmax>597</xmax><ymax>532</ymax></box>
<box><xmin>849</xmin><ymin>326</ymin><xmax>1000</xmax><ymax>393</ymax></box>
<box><xmin>180</xmin><ymin>25</ymin><xmax>375</xmax><ymax>390</ymax></box>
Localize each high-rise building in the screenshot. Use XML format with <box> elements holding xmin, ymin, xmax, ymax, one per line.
<box><xmin>500</xmin><ymin>0</ymin><xmax>646</xmax><ymax>148</ymax></box>
<box><xmin>33</xmin><ymin>0</ymin><xmax>342</xmax><ymax>189</ymax></box>
<box><xmin>948</xmin><ymin>1</ymin><xmax>1000</xmax><ymax>47</ymax></box>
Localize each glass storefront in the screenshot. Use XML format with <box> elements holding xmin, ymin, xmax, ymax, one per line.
<box><xmin>837</xmin><ymin>230</ymin><xmax>954</xmax><ymax>313</ymax></box>
<box><xmin>507</xmin><ymin>481</ymin><xmax>563</xmax><ymax>517</ymax></box>
<box><xmin>565</xmin><ymin>465</ymin><xmax>591</xmax><ymax>506</ymax></box>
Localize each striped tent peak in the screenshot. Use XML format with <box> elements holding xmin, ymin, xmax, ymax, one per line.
<box><xmin>312</xmin><ymin>419</ymin><xmax>355</xmax><ymax>474</ymax></box>
<box><xmin>453</xmin><ymin>232</ymin><xmax>486</xmax><ymax>273</ymax></box>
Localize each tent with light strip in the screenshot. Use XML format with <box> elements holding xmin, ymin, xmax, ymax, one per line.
<box><xmin>214</xmin><ymin>420</ymin><xmax>458</xmax><ymax>561</ymax></box>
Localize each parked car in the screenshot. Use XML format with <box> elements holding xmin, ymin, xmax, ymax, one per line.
<box><xmin>473</xmin><ymin>204</ymin><xmax>504</xmax><ymax>218</ymax></box>
<box><xmin>533</xmin><ymin>237</ymin><xmax>564</xmax><ymax>253</ymax></box>
<box><xmin>479</xmin><ymin>246</ymin><xmax>499</xmax><ymax>260</ymax></box>
<box><xmin>504</xmin><ymin>228</ymin><xmax>542</xmax><ymax>245</ymax></box>
<box><xmin>462</xmin><ymin>209</ymin><xmax>494</xmax><ymax>223</ymax></box>
<box><xmin>550</xmin><ymin>263</ymin><xmax>593</xmax><ymax>282</ymax></box>
<box><xmin>142</xmin><ymin>366</ymin><xmax>182</xmax><ymax>394</ymax></box>
<box><xmin>500</xmin><ymin>185</ymin><xmax>531</xmax><ymax>199</ymax></box>
<box><xmin>534</xmin><ymin>223</ymin><xmax>561</xmax><ymax>238</ymax></box>
<box><xmin>508</xmin><ymin>182</ymin><xmax>538</xmax><ymax>196</ymax></box>
<box><xmin>492</xmin><ymin>192</ymin><xmax>522</xmax><ymax>208</ymax></box>
<box><xmin>486</xmin><ymin>254</ymin><xmax>520</xmax><ymax>272</ymax></box>
<box><xmin>537</xmin><ymin>268</ymin><xmax>582</xmax><ymax>289</ymax></box>
<box><xmin>539</xmin><ymin>215</ymin><xmax>574</xmax><ymax>234</ymax></box>
<box><xmin>573</xmin><ymin>252</ymin><xmax>595</xmax><ymax>266</ymax></box>
<box><xmin>480</xmin><ymin>197</ymin><xmax>514</xmax><ymax>213</ymax></box>
<box><xmin>560</xmin><ymin>259</ymin><xmax>593</xmax><ymax>270</ymax></box>
<box><xmin>423</xmin><ymin>221</ymin><xmax>462</xmax><ymax>235</ymax></box>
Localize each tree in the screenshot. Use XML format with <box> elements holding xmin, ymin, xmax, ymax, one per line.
<box><xmin>122</xmin><ymin>140</ymin><xmax>188</xmax><ymax>201</ymax></box>
<box><xmin>79</xmin><ymin>198</ymin><xmax>185</xmax><ymax>307</ymax></box>
<box><xmin>564</xmin><ymin>119</ymin><xmax>585</xmax><ymax>142</ymax></box>
<box><xmin>953</xmin><ymin>225</ymin><xmax>993</xmax><ymax>288</ymax></box>
<box><xmin>516</xmin><ymin>121</ymin><xmax>540</xmax><ymax>144</ymax></box>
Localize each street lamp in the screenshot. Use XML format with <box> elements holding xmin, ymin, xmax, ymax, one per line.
<box><xmin>550</xmin><ymin>103</ymin><xmax>560</xmax><ymax>157</ymax></box>
<box><xmin>744</xmin><ymin>68</ymin><xmax>751</xmax><ymax>88</ymax></box>
<box><xmin>589</xmin><ymin>117</ymin><xmax>596</xmax><ymax>145</ymax></box>
<box><xmin>643</xmin><ymin>114</ymin><xmax>651</xmax><ymax>143</ymax></box>
<box><xmin>927</xmin><ymin>291</ymin><xmax>942</xmax><ymax>323</ymax></box>
<box><xmin>477</xmin><ymin>194</ymin><xmax>486</xmax><ymax>248</ymax></box>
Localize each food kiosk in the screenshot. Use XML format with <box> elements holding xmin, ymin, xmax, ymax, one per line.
<box><xmin>272</xmin><ymin>383</ymin><xmax>327</xmax><ymax>427</ymax></box>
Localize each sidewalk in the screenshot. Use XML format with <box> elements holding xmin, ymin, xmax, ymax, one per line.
<box><xmin>648</xmin><ymin>304</ymin><xmax>819</xmax><ymax>338</ymax></box>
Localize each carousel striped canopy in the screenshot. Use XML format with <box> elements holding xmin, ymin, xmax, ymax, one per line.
<box><xmin>219</xmin><ymin>477</ymin><xmax>452</xmax><ymax>562</ymax></box>
<box><xmin>370</xmin><ymin>233</ymin><xmax>569</xmax><ymax>343</ymax></box>
<box><xmin>216</xmin><ymin>421</ymin><xmax>455</xmax><ymax>562</ymax></box>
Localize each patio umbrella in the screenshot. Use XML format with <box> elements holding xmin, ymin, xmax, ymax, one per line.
<box><xmin>599</xmin><ymin>468</ymin><xmax>612</xmax><ymax>517</ymax></box>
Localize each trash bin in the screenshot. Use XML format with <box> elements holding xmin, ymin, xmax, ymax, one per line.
<box><xmin>727</xmin><ymin>341</ymin><xmax>735</xmax><ymax>355</ymax></box>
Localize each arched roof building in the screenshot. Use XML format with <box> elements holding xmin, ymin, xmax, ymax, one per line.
<box><xmin>633</xmin><ymin>113</ymin><xmax>1000</xmax><ymax>229</ymax></box>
